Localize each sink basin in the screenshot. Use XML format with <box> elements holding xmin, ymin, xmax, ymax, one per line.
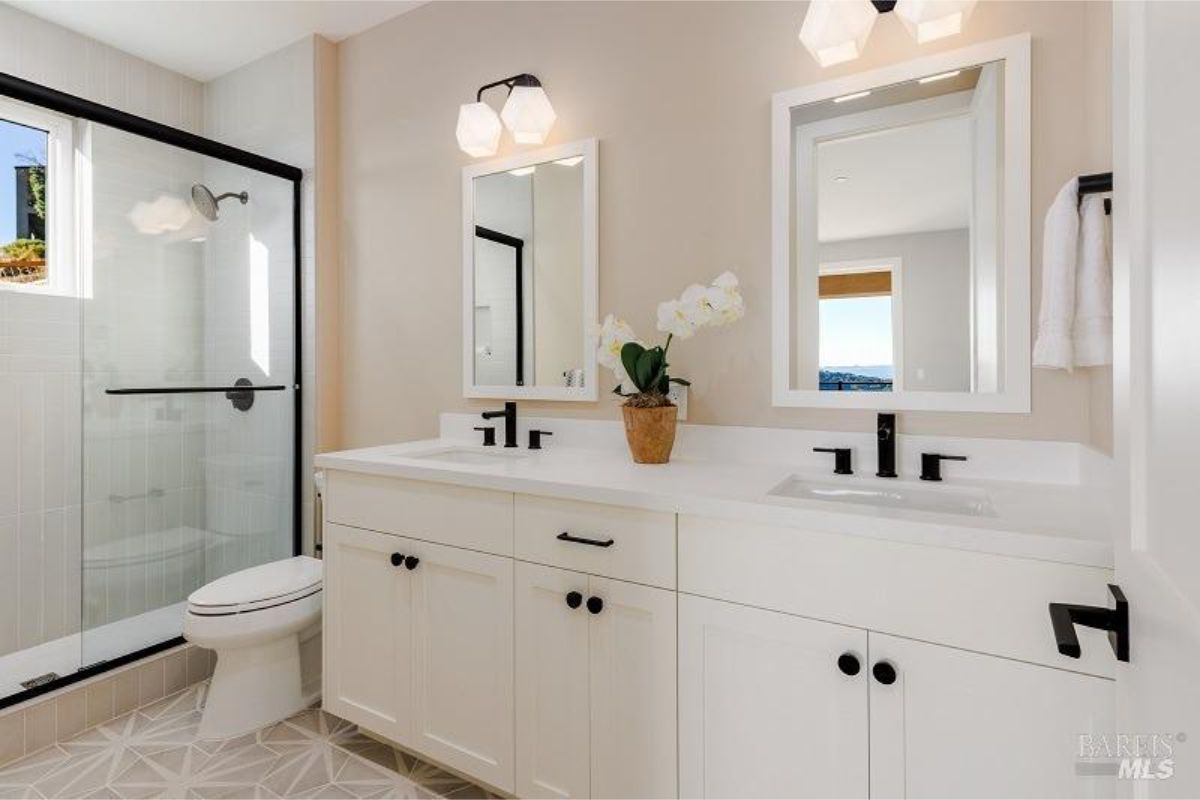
<box><xmin>406</xmin><ymin>447</ymin><xmax>529</xmax><ymax>466</ymax></box>
<box><xmin>768</xmin><ymin>475</ymin><xmax>995</xmax><ymax>517</ymax></box>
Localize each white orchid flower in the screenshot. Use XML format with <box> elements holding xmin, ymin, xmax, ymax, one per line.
<box><xmin>705</xmin><ymin>271</ymin><xmax>745</xmax><ymax>326</ymax></box>
<box><xmin>656</xmin><ymin>298</ymin><xmax>697</xmax><ymax>339</ymax></box>
<box><xmin>679</xmin><ymin>283</ymin><xmax>715</xmax><ymax>328</ymax></box>
<box><xmin>594</xmin><ymin>313</ymin><xmax>642</xmax><ymax>390</ymax></box>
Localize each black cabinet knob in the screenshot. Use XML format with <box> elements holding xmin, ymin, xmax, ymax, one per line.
<box><xmin>566</xmin><ymin>591</ymin><xmax>583</xmax><ymax>609</ymax></box>
<box><xmin>404</xmin><ymin>556</ymin><xmax>420</xmax><ymax>570</ymax></box>
<box><xmin>837</xmin><ymin>653</ymin><xmax>861</xmax><ymax>676</ymax></box>
<box><xmin>872</xmin><ymin>661</ymin><xmax>897</xmax><ymax>685</ymax></box>
<box><xmin>390</xmin><ymin>553</ymin><xmax>404</xmax><ymax>567</ymax></box>
<box><xmin>586</xmin><ymin>596</ymin><xmax>604</xmax><ymax>615</ymax></box>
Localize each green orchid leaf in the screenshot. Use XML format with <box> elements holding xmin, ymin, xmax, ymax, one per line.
<box><xmin>669</xmin><ymin>377</ymin><xmax>692</xmax><ymax>386</ymax></box>
<box><xmin>635</xmin><ymin>347</ymin><xmax>663</xmax><ymax>392</ymax></box>
<box><xmin>620</xmin><ymin>342</ymin><xmax>646</xmax><ymax>390</ymax></box>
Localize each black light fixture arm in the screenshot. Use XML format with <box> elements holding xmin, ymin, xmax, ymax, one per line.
<box><xmin>476</xmin><ymin>73</ymin><xmax>542</xmax><ymax>103</ymax></box>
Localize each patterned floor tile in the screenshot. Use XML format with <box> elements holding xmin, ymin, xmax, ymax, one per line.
<box><xmin>0</xmin><ymin>682</ymin><xmax>493</xmax><ymax>800</ymax></box>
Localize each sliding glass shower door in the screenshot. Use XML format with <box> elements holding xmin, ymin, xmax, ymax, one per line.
<box><xmin>79</xmin><ymin>121</ymin><xmax>297</xmax><ymax>668</ymax></box>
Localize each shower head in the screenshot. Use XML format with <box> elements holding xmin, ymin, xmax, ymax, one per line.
<box><xmin>190</xmin><ymin>183</ymin><xmax>249</xmax><ymax>221</ymax></box>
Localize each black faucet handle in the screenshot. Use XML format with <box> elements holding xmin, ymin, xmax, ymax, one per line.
<box><xmin>529</xmin><ymin>430</ymin><xmax>553</xmax><ymax>450</ymax></box>
<box><xmin>919</xmin><ymin>453</ymin><xmax>967</xmax><ymax>482</ymax></box>
<box><xmin>813</xmin><ymin>447</ymin><xmax>853</xmax><ymax>475</ymax></box>
<box><xmin>473</xmin><ymin>426</ymin><xmax>497</xmax><ymax>447</ymax></box>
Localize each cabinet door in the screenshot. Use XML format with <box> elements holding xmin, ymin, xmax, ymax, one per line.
<box><xmin>679</xmin><ymin>594</ymin><xmax>869</xmax><ymax>799</ymax></box>
<box><xmin>515</xmin><ymin>562</ymin><xmax>591</xmax><ymax>799</ymax></box>
<box><xmin>321</xmin><ymin>523</ymin><xmax>411</xmax><ymax>743</ymax></box>
<box><xmin>409</xmin><ymin>538</ymin><xmax>515</xmax><ymax>793</ymax></box>
<box><xmin>588</xmin><ymin>576</ymin><xmax>677</xmax><ymax>799</ymax></box>
<box><xmin>868</xmin><ymin>632</ymin><xmax>1115</xmax><ymax>799</ymax></box>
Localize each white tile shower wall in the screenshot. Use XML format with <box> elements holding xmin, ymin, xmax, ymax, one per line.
<box><xmin>204</xmin><ymin>38</ymin><xmax>318</xmax><ymax>559</ymax></box>
<box><xmin>81</xmin><ymin>125</ymin><xmax>208</xmax><ymax>637</ymax></box>
<box><xmin>0</xmin><ymin>292</ymin><xmax>82</xmax><ymax>659</ymax></box>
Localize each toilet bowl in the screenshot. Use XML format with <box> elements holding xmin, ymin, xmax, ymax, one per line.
<box><xmin>184</xmin><ymin>555</ymin><xmax>322</xmax><ymax>740</ymax></box>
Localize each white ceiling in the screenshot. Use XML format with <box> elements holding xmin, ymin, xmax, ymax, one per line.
<box><xmin>817</xmin><ymin>113</ymin><xmax>972</xmax><ymax>244</ymax></box>
<box><xmin>7</xmin><ymin>0</ymin><xmax>423</xmax><ymax>82</ymax></box>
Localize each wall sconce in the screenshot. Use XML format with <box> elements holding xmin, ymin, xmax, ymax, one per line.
<box><xmin>798</xmin><ymin>0</ymin><xmax>977</xmax><ymax>68</ymax></box>
<box><xmin>456</xmin><ymin>73</ymin><xmax>557</xmax><ymax>158</ymax></box>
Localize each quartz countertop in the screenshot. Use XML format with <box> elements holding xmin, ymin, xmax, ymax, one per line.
<box><xmin>315</xmin><ymin>438</ymin><xmax>1114</xmax><ymax>569</ymax></box>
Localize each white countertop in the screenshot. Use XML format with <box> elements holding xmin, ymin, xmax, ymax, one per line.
<box><xmin>315</xmin><ymin>437</ymin><xmax>1115</xmax><ymax>569</ymax></box>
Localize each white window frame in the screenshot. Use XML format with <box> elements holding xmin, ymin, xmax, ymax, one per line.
<box><xmin>0</xmin><ymin>95</ymin><xmax>77</xmax><ymax>297</ymax></box>
<box><xmin>818</xmin><ymin>256</ymin><xmax>905</xmax><ymax>392</ymax></box>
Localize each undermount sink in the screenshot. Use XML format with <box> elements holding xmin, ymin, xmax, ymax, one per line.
<box><xmin>768</xmin><ymin>475</ymin><xmax>996</xmax><ymax>518</ymax></box>
<box><xmin>405</xmin><ymin>446</ymin><xmax>529</xmax><ymax>466</ymax></box>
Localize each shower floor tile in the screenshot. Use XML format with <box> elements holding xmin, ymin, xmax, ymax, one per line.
<box><xmin>0</xmin><ymin>684</ymin><xmax>495</xmax><ymax>800</ymax></box>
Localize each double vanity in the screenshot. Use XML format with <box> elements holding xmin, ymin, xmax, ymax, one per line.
<box><xmin>315</xmin><ymin>31</ymin><xmax>1117</xmax><ymax>800</ymax></box>
<box><xmin>317</xmin><ymin>413</ymin><xmax>1117</xmax><ymax>799</ymax></box>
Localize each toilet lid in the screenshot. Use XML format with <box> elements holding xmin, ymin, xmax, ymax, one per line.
<box><xmin>188</xmin><ymin>556</ymin><xmax>322</xmax><ymax>614</ymax></box>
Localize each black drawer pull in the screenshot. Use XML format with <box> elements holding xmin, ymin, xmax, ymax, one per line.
<box><xmin>390</xmin><ymin>553</ymin><xmax>405</xmax><ymax>567</ymax></box>
<box><xmin>566</xmin><ymin>591</ymin><xmax>583</xmax><ymax>609</ymax></box>
<box><xmin>404</xmin><ymin>556</ymin><xmax>420</xmax><ymax>571</ymax></box>
<box><xmin>557</xmin><ymin>531</ymin><xmax>615</xmax><ymax>548</ymax></box>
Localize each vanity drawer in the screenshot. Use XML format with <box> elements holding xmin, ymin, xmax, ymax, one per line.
<box><xmin>679</xmin><ymin>514</ymin><xmax>1116</xmax><ymax>678</ymax></box>
<box><xmin>514</xmin><ymin>495</ymin><xmax>676</xmax><ymax>589</ymax></box>
<box><xmin>325</xmin><ymin>471</ymin><xmax>514</xmax><ymax>556</ymax></box>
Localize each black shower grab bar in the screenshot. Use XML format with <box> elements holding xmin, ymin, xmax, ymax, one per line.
<box><xmin>1077</xmin><ymin>171</ymin><xmax>1112</xmax><ymax>215</ymax></box>
<box><xmin>105</xmin><ymin>385</ymin><xmax>287</xmax><ymax>395</ymax></box>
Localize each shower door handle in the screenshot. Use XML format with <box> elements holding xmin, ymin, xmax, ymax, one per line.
<box><xmin>105</xmin><ymin>378</ymin><xmax>286</xmax><ymax>411</ymax></box>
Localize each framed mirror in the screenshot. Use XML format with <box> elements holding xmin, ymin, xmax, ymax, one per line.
<box><xmin>462</xmin><ymin>139</ymin><xmax>598</xmax><ymax>401</ymax></box>
<box><xmin>771</xmin><ymin>35</ymin><xmax>1030</xmax><ymax>412</ymax></box>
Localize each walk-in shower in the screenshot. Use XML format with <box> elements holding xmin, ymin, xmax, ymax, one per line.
<box><xmin>0</xmin><ymin>73</ymin><xmax>301</xmax><ymax>707</ymax></box>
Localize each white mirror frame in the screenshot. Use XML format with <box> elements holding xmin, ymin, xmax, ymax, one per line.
<box><xmin>771</xmin><ymin>34</ymin><xmax>1031</xmax><ymax>413</ymax></box>
<box><xmin>462</xmin><ymin>138</ymin><xmax>599</xmax><ymax>401</ymax></box>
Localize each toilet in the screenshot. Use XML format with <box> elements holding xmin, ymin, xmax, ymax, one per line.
<box><xmin>184</xmin><ymin>555</ymin><xmax>323</xmax><ymax>740</ymax></box>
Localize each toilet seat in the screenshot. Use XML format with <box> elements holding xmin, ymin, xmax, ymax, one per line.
<box><xmin>187</xmin><ymin>556</ymin><xmax>322</xmax><ymax>616</ymax></box>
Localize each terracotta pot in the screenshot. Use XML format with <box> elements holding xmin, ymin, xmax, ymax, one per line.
<box><xmin>621</xmin><ymin>404</ymin><xmax>678</xmax><ymax>464</ymax></box>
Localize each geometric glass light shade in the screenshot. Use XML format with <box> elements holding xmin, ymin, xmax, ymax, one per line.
<box><xmin>894</xmin><ymin>0</ymin><xmax>977</xmax><ymax>44</ymax></box>
<box><xmin>456</xmin><ymin>101</ymin><xmax>503</xmax><ymax>157</ymax></box>
<box><xmin>500</xmin><ymin>85</ymin><xmax>557</xmax><ymax>145</ymax></box>
<box><xmin>798</xmin><ymin>0</ymin><xmax>879</xmax><ymax>68</ymax></box>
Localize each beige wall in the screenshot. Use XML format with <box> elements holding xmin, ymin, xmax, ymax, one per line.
<box><xmin>336</xmin><ymin>1</ymin><xmax>1113</xmax><ymax>449</ymax></box>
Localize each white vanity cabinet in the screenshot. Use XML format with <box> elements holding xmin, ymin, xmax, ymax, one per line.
<box><xmin>513</xmin><ymin>495</ymin><xmax>678</xmax><ymax>799</ymax></box>
<box><xmin>678</xmin><ymin>595</ymin><xmax>869</xmax><ymax>799</ymax></box>
<box><xmin>322</xmin><ymin>520</ymin><xmax>515</xmax><ymax>792</ymax></box>
<box><xmin>320</xmin><ymin>465</ymin><xmax>1116</xmax><ymax>800</ymax></box>
<box><xmin>868</xmin><ymin>632</ymin><xmax>1113</xmax><ymax>799</ymax></box>
<box><xmin>677</xmin><ymin>515</ymin><xmax>1116</xmax><ymax>799</ymax></box>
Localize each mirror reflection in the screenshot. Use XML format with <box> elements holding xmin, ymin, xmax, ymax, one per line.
<box><xmin>472</xmin><ymin>156</ymin><xmax>585</xmax><ymax>388</ymax></box>
<box><xmin>791</xmin><ymin>61</ymin><xmax>1004</xmax><ymax>394</ymax></box>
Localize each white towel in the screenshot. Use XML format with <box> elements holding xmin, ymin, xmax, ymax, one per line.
<box><xmin>1033</xmin><ymin>178</ymin><xmax>1080</xmax><ymax>370</ymax></box>
<box><xmin>1071</xmin><ymin>194</ymin><xmax>1112</xmax><ymax>366</ymax></box>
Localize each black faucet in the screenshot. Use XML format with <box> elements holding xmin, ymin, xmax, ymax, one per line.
<box><xmin>814</xmin><ymin>447</ymin><xmax>853</xmax><ymax>475</ymax></box>
<box><xmin>481</xmin><ymin>401</ymin><xmax>518</xmax><ymax>448</ymax></box>
<box><xmin>920</xmin><ymin>453</ymin><xmax>967</xmax><ymax>482</ymax></box>
<box><xmin>876</xmin><ymin>413</ymin><xmax>897</xmax><ymax>478</ymax></box>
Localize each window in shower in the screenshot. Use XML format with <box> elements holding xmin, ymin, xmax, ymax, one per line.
<box><xmin>0</xmin><ymin>96</ymin><xmax>75</xmax><ymax>294</ymax></box>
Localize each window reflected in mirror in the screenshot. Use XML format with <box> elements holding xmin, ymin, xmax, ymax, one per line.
<box><xmin>791</xmin><ymin>61</ymin><xmax>1002</xmax><ymax>395</ymax></box>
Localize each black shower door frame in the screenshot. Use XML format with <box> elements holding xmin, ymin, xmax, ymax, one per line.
<box><xmin>0</xmin><ymin>71</ymin><xmax>304</xmax><ymax>710</ymax></box>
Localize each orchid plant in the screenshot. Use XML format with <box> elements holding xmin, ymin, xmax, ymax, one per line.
<box><xmin>595</xmin><ymin>272</ymin><xmax>745</xmax><ymax>408</ymax></box>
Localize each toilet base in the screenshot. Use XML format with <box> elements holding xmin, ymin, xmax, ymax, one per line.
<box><xmin>200</xmin><ymin>633</ymin><xmax>305</xmax><ymax>740</ymax></box>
